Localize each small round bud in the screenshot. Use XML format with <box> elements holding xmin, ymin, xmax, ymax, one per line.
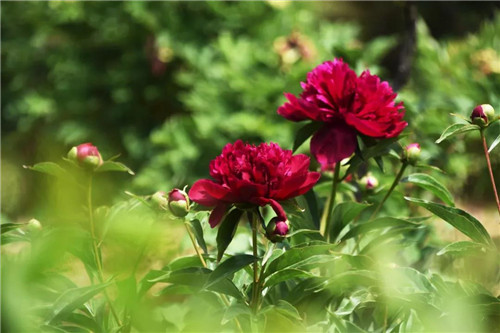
<box><xmin>27</xmin><ymin>218</ymin><xmax>42</xmax><ymax>233</ymax></box>
<box><xmin>360</xmin><ymin>173</ymin><xmax>379</xmax><ymax>191</ymax></box>
<box><xmin>151</xmin><ymin>191</ymin><xmax>168</xmax><ymax>211</ymax></box>
<box><xmin>167</xmin><ymin>188</ymin><xmax>190</xmax><ymax>217</ymax></box>
<box><xmin>404</xmin><ymin>143</ymin><xmax>421</xmax><ymax>165</ymax></box>
<box><xmin>471</xmin><ymin>104</ymin><xmax>495</xmax><ymax>125</ymax></box>
<box><xmin>265</xmin><ymin>217</ymin><xmax>290</xmax><ymax>243</ymax></box>
<box><xmin>67</xmin><ymin>143</ymin><xmax>103</xmax><ymax>169</ymax></box>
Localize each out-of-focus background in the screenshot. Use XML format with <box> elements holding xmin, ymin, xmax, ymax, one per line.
<box><xmin>2</xmin><ymin>1</ymin><xmax>500</xmax><ymax>229</ymax></box>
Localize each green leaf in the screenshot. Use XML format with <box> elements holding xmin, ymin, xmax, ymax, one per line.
<box><xmin>264</xmin><ymin>243</ymin><xmax>335</xmax><ymax>277</ymax></box>
<box><xmin>205</xmin><ymin>254</ymin><xmax>255</xmax><ymax>288</ymax></box>
<box><xmin>216</xmin><ymin>208</ymin><xmax>243</xmax><ymax>262</ymax></box>
<box><xmin>437</xmin><ymin>241</ymin><xmax>486</xmax><ymax>256</ymax></box>
<box><xmin>303</xmin><ymin>189</ymin><xmax>320</xmax><ymax>229</ymax></box>
<box><xmin>95</xmin><ymin>161</ymin><xmax>134</xmax><ymax>175</ymax></box>
<box><xmin>488</xmin><ymin>133</ymin><xmax>500</xmax><ymax>153</ymax></box>
<box><xmin>345</xmin><ymin>136</ymin><xmax>403</xmax><ymax>176</ymax></box>
<box><xmin>402</xmin><ymin>173</ymin><xmax>454</xmax><ymax>206</ymax></box>
<box><xmin>167</xmin><ymin>255</ymin><xmax>205</xmax><ymax>271</ymax></box>
<box><xmin>405</xmin><ymin>197</ymin><xmax>494</xmax><ymax>247</ymax></box>
<box><xmin>23</xmin><ymin>162</ymin><xmax>68</xmax><ymax>178</ymax></box>
<box><xmin>222</xmin><ymin>304</ymin><xmax>251</xmax><ymax>325</ymax></box>
<box><xmin>340</xmin><ymin>217</ymin><xmax>421</xmax><ymax>242</ymax></box>
<box><xmin>47</xmin><ymin>281</ymin><xmax>113</xmax><ymax>324</ymax></box>
<box><xmin>189</xmin><ymin>219</ymin><xmax>208</xmax><ymax>254</ymax></box>
<box><xmin>292</xmin><ymin>122</ymin><xmax>322</xmax><ymax>152</ymax></box>
<box><xmin>1</xmin><ymin>222</ymin><xmax>25</xmax><ymax>234</ymax></box>
<box><xmin>435</xmin><ymin>123</ymin><xmax>479</xmax><ymax>144</ymax></box>
<box><xmin>138</xmin><ymin>270</ymin><xmax>167</xmax><ymax>297</ymax></box>
<box><xmin>264</xmin><ymin>269</ymin><xmax>313</xmax><ymax>288</ymax></box>
<box><xmin>328</xmin><ymin>202</ymin><xmax>371</xmax><ymax>242</ymax></box>
<box><xmin>63</xmin><ymin>313</ymin><xmax>101</xmax><ymax>333</ymax></box>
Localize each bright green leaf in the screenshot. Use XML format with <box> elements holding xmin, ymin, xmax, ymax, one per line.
<box><xmin>23</xmin><ymin>162</ymin><xmax>69</xmax><ymax>178</ymax></box>
<box><xmin>205</xmin><ymin>254</ymin><xmax>255</xmax><ymax>288</ymax></box>
<box><xmin>435</xmin><ymin>123</ymin><xmax>478</xmax><ymax>144</ymax></box>
<box><xmin>95</xmin><ymin>161</ymin><xmax>134</xmax><ymax>175</ymax></box>
<box><xmin>437</xmin><ymin>241</ymin><xmax>486</xmax><ymax>256</ymax></box>
<box><xmin>488</xmin><ymin>133</ymin><xmax>500</xmax><ymax>153</ymax></box>
<box><xmin>329</xmin><ymin>202</ymin><xmax>371</xmax><ymax>242</ymax></box>
<box><xmin>402</xmin><ymin>173</ymin><xmax>454</xmax><ymax>206</ymax></box>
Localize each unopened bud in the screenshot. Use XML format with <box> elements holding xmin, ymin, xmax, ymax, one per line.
<box><xmin>27</xmin><ymin>218</ymin><xmax>42</xmax><ymax>233</ymax></box>
<box><xmin>265</xmin><ymin>217</ymin><xmax>290</xmax><ymax>243</ymax></box>
<box><xmin>167</xmin><ymin>188</ymin><xmax>190</xmax><ymax>217</ymax></box>
<box><xmin>471</xmin><ymin>104</ymin><xmax>495</xmax><ymax>125</ymax></box>
<box><xmin>67</xmin><ymin>143</ymin><xmax>103</xmax><ymax>169</ymax></box>
<box><xmin>404</xmin><ymin>143</ymin><xmax>421</xmax><ymax>165</ymax></box>
<box><xmin>151</xmin><ymin>191</ymin><xmax>168</xmax><ymax>211</ymax></box>
<box><xmin>360</xmin><ymin>173</ymin><xmax>379</xmax><ymax>191</ymax></box>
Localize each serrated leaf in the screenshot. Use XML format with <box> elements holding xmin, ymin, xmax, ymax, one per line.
<box><xmin>189</xmin><ymin>219</ymin><xmax>207</xmax><ymax>254</ymax></box>
<box><xmin>216</xmin><ymin>209</ymin><xmax>243</xmax><ymax>262</ymax></box>
<box><xmin>47</xmin><ymin>281</ymin><xmax>113</xmax><ymax>324</ymax></box>
<box><xmin>435</xmin><ymin>123</ymin><xmax>478</xmax><ymax>144</ymax></box>
<box><xmin>488</xmin><ymin>133</ymin><xmax>500</xmax><ymax>153</ymax></box>
<box><xmin>329</xmin><ymin>202</ymin><xmax>371</xmax><ymax>242</ymax></box>
<box><xmin>402</xmin><ymin>173</ymin><xmax>454</xmax><ymax>206</ymax></box>
<box><xmin>340</xmin><ymin>217</ymin><xmax>421</xmax><ymax>242</ymax></box>
<box><xmin>405</xmin><ymin>197</ymin><xmax>494</xmax><ymax>247</ymax></box>
<box><xmin>205</xmin><ymin>254</ymin><xmax>255</xmax><ymax>288</ymax></box>
<box><xmin>95</xmin><ymin>161</ymin><xmax>134</xmax><ymax>175</ymax></box>
<box><xmin>23</xmin><ymin>162</ymin><xmax>69</xmax><ymax>178</ymax></box>
<box><xmin>292</xmin><ymin>122</ymin><xmax>322</xmax><ymax>152</ymax></box>
<box><xmin>437</xmin><ymin>241</ymin><xmax>486</xmax><ymax>256</ymax></box>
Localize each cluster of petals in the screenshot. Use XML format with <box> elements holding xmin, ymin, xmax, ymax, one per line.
<box><xmin>278</xmin><ymin>58</ymin><xmax>407</xmax><ymax>169</ymax></box>
<box><xmin>189</xmin><ymin>140</ymin><xmax>320</xmax><ymax>227</ymax></box>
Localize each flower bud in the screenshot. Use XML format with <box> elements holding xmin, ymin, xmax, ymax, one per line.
<box><xmin>359</xmin><ymin>173</ymin><xmax>379</xmax><ymax>191</ymax></box>
<box><xmin>265</xmin><ymin>217</ymin><xmax>290</xmax><ymax>243</ymax></box>
<box><xmin>151</xmin><ymin>191</ymin><xmax>168</xmax><ymax>211</ymax></box>
<box><xmin>471</xmin><ymin>104</ymin><xmax>495</xmax><ymax>125</ymax></box>
<box><xmin>404</xmin><ymin>143</ymin><xmax>421</xmax><ymax>165</ymax></box>
<box><xmin>67</xmin><ymin>143</ymin><xmax>103</xmax><ymax>169</ymax></box>
<box><xmin>27</xmin><ymin>218</ymin><xmax>42</xmax><ymax>233</ymax></box>
<box><xmin>167</xmin><ymin>188</ymin><xmax>190</xmax><ymax>217</ymax></box>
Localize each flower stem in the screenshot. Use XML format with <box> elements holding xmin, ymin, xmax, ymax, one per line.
<box><xmin>323</xmin><ymin>163</ymin><xmax>341</xmax><ymax>242</ymax></box>
<box><xmin>251</xmin><ymin>212</ymin><xmax>260</xmax><ymax>314</ymax></box>
<box><xmin>87</xmin><ymin>175</ymin><xmax>122</xmax><ymax>327</ymax></box>
<box><xmin>184</xmin><ymin>219</ymin><xmax>243</xmax><ymax>333</ymax></box>
<box><xmin>370</xmin><ymin>162</ymin><xmax>408</xmax><ymax>219</ymax></box>
<box><xmin>184</xmin><ymin>222</ymin><xmax>207</xmax><ymax>267</ymax></box>
<box><xmin>480</xmin><ymin>130</ymin><xmax>500</xmax><ymax>218</ymax></box>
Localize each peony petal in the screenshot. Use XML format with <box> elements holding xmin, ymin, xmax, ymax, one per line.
<box><xmin>189</xmin><ymin>179</ymin><xmax>233</xmax><ymax>207</ymax></box>
<box><xmin>255</xmin><ymin>198</ymin><xmax>287</xmax><ymax>220</ymax></box>
<box><xmin>286</xmin><ymin>172</ymin><xmax>321</xmax><ymax>198</ymax></box>
<box><xmin>310</xmin><ymin>122</ymin><xmax>357</xmax><ymax>169</ymax></box>
<box><xmin>209</xmin><ymin>203</ymin><xmax>229</xmax><ymax>228</ymax></box>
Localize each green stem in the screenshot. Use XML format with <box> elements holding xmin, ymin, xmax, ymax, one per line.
<box><xmin>251</xmin><ymin>212</ymin><xmax>260</xmax><ymax>314</ymax></box>
<box><xmin>323</xmin><ymin>163</ymin><xmax>341</xmax><ymax>242</ymax></box>
<box><xmin>87</xmin><ymin>175</ymin><xmax>122</xmax><ymax>327</ymax></box>
<box><xmin>184</xmin><ymin>222</ymin><xmax>207</xmax><ymax>267</ymax></box>
<box><xmin>370</xmin><ymin>163</ymin><xmax>408</xmax><ymax>219</ymax></box>
<box><xmin>185</xmin><ymin>219</ymin><xmax>243</xmax><ymax>333</ymax></box>
<box><xmin>481</xmin><ymin>130</ymin><xmax>500</xmax><ymax>218</ymax></box>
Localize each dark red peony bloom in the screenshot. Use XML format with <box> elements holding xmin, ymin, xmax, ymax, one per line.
<box><xmin>189</xmin><ymin>140</ymin><xmax>320</xmax><ymax>227</ymax></box>
<box><xmin>278</xmin><ymin>58</ymin><xmax>407</xmax><ymax>170</ymax></box>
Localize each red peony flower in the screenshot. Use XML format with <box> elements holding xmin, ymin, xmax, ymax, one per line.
<box><xmin>278</xmin><ymin>58</ymin><xmax>407</xmax><ymax>170</ymax></box>
<box><xmin>189</xmin><ymin>140</ymin><xmax>320</xmax><ymax>228</ymax></box>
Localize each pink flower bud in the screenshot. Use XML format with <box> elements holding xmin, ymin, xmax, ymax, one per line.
<box><xmin>471</xmin><ymin>104</ymin><xmax>495</xmax><ymax>125</ymax></box>
<box><xmin>266</xmin><ymin>217</ymin><xmax>290</xmax><ymax>242</ymax></box>
<box><xmin>404</xmin><ymin>143</ymin><xmax>421</xmax><ymax>165</ymax></box>
<box><xmin>68</xmin><ymin>143</ymin><xmax>103</xmax><ymax>169</ymax></box>
<box><xmin>360</xmin><ymin>173</ymin><xmax>379</xmax><ymax>191</ymax></box>
<box><xmin>167</xmin><ymin>188</ymin><xmax>190</xmax><ymax>217</ymax></box>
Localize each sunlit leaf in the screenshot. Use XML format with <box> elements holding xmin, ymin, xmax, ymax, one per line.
<box><xmin>340</xmin><ymin>217</ymin><xmax>421</xmax><ymax>242</ymax></box>
<box><xmin>402</xmin><ymin>173</ymin><xmax>454</xmax><ymax>206</ymax></box>
<box><xmin>437</xmin><ymin>241</ymin><xmax>486</xmax><ymax>256</ymax></box>
<box><xmin>488</xmin><ymin>133</ymin><xmax>500</xmax><ymax>153</ymax></box>
<box><xmin>46</xmin><ymin>281</ymin><xmax>113</xmax><ymax>324</ymax></box>
<box><xmin>435</xmin><ymin>123</ymin><xmax>478</xmax><ymax>144</ymax></box>
<box><xmin>405</xmin><ymin>197</ymin><xmax>494</xmax><ymax>247</ymax></box>
<box><xmin>1</xmin><ymin>222</ymin><xmax>25</xmax><ymax>234</ymax></box>
<box><xmin>95</xmin><ymin>161</ymin><xmax>134</xmax><ymax>175</ymax></box>
<box><xmin>329</xmin><ymin>202</ymin><xmax>371</xmax><ymax>242</ymax></box>
<box><xmin>23</xmin><ymin>162</ymin><xmax>69</xmax><ymax>178</ymax></box>
<box><xmin>264</xmin><ymin>268</ymin><xmax>313</xmax><ymax>288</ymax></box>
